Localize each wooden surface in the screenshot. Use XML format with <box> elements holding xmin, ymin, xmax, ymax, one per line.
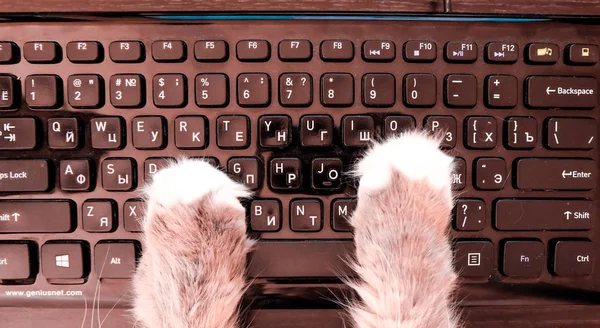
<box><xmin>450</xmin><ymin>0</ymin><xmax>600</xmax><ymax>16</ymax></box>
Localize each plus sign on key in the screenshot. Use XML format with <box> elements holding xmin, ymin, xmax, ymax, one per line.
<box><xmin>486</xmin><ymin>75</ymin><xmax>518</xmax><ymax>108</ymax></box>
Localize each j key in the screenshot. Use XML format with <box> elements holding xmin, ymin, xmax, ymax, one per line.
<box><xmin>132</xmin><ymin>116</ymin><xmax>166</xmax><ymax>150</ymax></box>
<box><xmin>383</xmin><ymin>116</ymin><xmax>415</xmax><ymax>138</ymax></box>
<box><xmin>403</xmin><ymin>40</ymin><xmax>437</xmax><ymax>62</ymax></box>
<box><xmin>250</xmin><ymin>199</ymin><xmax>282</xmax><ymax>232</ymax></box>
<box><xmin>300</xmin><ymin>115</ymin><xmax>333</xmax><ymax>147</ymax></box>
<box><xmin>278</xmin><ymin>40</ymin><xmax>312</xmax><ymax>62</ymax></box>
<box><xmin>453</xmin><ymin>240</ymin><xmax>494</xmax><ymax>277</ymax></box>
<box><xmin>228</xmin><ymin>157</ymin><xmax>262</xmax><ymax>191</ymax></box>
<box><xmin>195</xmin><ymin>40</ymin><xmax>228</xmax><ymax>62</ymax></box>
<box><xmin>312</xmin><ymin>158</ymin><xmax>342</xmax><ymax>190</ymax></box>
<box><xmin>101</xmin><ymin>158</ymin><xmax>136</xmax><ymax>191</ymax></box>
<box><xmin>526</xmin><ymin>76</ymin><xmax>597</xmax><ymax>109</ymax></box>
<box><xmin>0</xmin><ymin>42</ymin><xmax>17</xmax><ymax>64</ymax></box>
<box><xmin>485</xmin><ymin>42</ymin><xmax>519</xmax><ymax>63</ymax></box>
<box><xmin>526</xmin><ymin>43</ymin><xmax>559</xmax><ymax>64</ymax></box>
<box><xmin>485</xmin><ymin>75</ymin><xmax>518</xmax><ymax>108</ymax></box>
<box><xmin>175</xmin><ymin>116</ymin><xmax>208</xmax><ymax>149</ymax></box>
<box><xmin>94</xmin><ymin>242</ymin><xmax>138</xmax><ymax>279</ymax></box>
<box><xmin>270</xmin><ymin>158</ymin><xmax>301</xmax><ymax>190</ymax></box>
<box><xmin>109</xmin><ymin>41</ymin><xmax>144</xmax><ymax>63</ymax></box>
<box><xmin>546</xmin><ymin>118</ymin><xmax>596</xmax><ymax>149</ymax></box>
<box><xmin>110</xmin><ymin>74</ymin><xmax>145</xmax><ymax>108</ymax></box>
<box><xmin>0</xmin><ymin>118</ymin><xmax>37</xmax><ymax>150</ymax></box>
<box><xmin>445</xmin><ymin>41</ymin><xmax>477</xmax><ymax>62</ymax></box>
<box><xmin>452</xmin><ymin>158</ymin><xmax>467</xmax><ymax>190</ymax></box>
<box><xmin>362</xmin><ymin>73</ymin><xmax>395</xmax><ymax>107</ymax></box>
<box><xmin>60</xmin><ymin>159</ymin><xmax>92</xmax><ymax>191</ymax></box>
<box><xmin>196</xmin><ymin>73</ymin><xmax>229</xmax><ymax>107</ymax></box>
<box><xmin>321</xmin><ymin>73</ymin><xmax>354</xmax><ymax>107</ymax></box>
<box><xmin>553</xmin><ymin>241</ymin><xmax>593</xmax><ymax>276</ymax></box>
<box><xmin>404</xmin><ymin>73</ymin><xmax>436</xmax><ymax>107</ymax></box>
<box><xmin>424</xmin><ymin>116</ymin><xmax>457</xmax><ymax>149</ymax></box>
<box><xmin>331</xmin><ymin>199</ymin><xmax>356</xmax><ymax>232</ymax></box>
<box><xmin>82</xmin><ymin>200</ymin><xmax>116</xmax><ymax>232</ymax></box>
<box><xmin>42</xmin><ymin>243</ymin><xmax>86</xmax><ymax>279</ymax></box>
<box><xmin>0</xmin><ymin>243</ymin><xmax>32</xmax><ymax>280</ymax></box>
<box><xmin>279</xmin><ymin>73</ymin><xmax>312</xmax><ymax>107</ymax></box>
<box><xmin>91</xmin><ymin>117</ymin><xmax>124</xmax><ymax>149</ymax></box>
<box><xmin>23</xmin><ymin>41</ymin><xmax>60</xmax><ymax>63</ymax></box>
<box><xmin>237</xmin><ymin>40</ymin><xmax>270</xmax><ymax>62</ymax></box>
<box><xmin>48</xmin><ymin>117</ymin><xmax>80</xmax><ymax>149</ymax></box>
<box><xmin>342</xmin><ymin>115</ymin><xmax>374</xmax><ymax>147</ymax></box>
<box><xmin>0</xmin><ymin>75</ymin><xmax>18</xmax><ymax>109</ymax></box>
<box><xmin>124</xmin><ymin>199</ymin><xmax>144</xmax><ymax>232</ymax></box>
<box><xmin>445</xmin><ymin>74</ymin><xmax>477</xmax><ymax>107</ymax></box>
<box><xmin>466</xmin><ymin>117</ymin><xmax>497</xmax><ymax>149</ymax></box>
<box><xmin>0</xmin><ymin>200</ymin><xmax>73</xmax><ymax>233</ymax></box>
<box><xmin>454</xmin><ymin>199</ymin><xmax>485</xmax><ymax>231</ymax></box>
<box><xmin>362</xmin><ymin>40</ymin><xmax>395</xmax><ymax>62</ymax></box>
<box><xmin>290</xmin><ymin>199</ymin><xmax>323</xmax><ymax>232</ymax></box>
<box><xmin>505</xmin><ymin>117</ymin><xmax>537</xmax><ymax>149</ymax></box>
<box><xmin>152</xmin><ymin>40</ymin><xmax>186</xmax><ymax>62</ymax></box>
<box><xmin>259</xmin><ymin>115</ymin><xmax>291</xmax><ymax>148</ymax></box>
<box><xmin>475</xmin><ymin>158</ymin><xmax>506</xmax><ymax>190</ymax></box>
<box><xmin>144</xmin><ymin>157</ymin><xmax>173</xmax><ymax>182</ymax></box>
<box><xmin>567</xmin><ymin>44</ymin><xmax>599</xmax><ymax>65</ymax></box>
<box><xmin>237</xmin><ymin>73</ymin><xmax>270</xmax><ymax>107</ymax></box>
<box><xmin>25</xmin><ymin>75</ymin><xmax>62</xmax><ymax>109</ymax></box>
<box><xmin>67</xmin><ymin>41</ymin><xmax>103</xmax><ymax>63</ymax></box>
<box><xmin>0</xmin><ymin>159</ymin><xmax>49</xmax><ymax>192</ymax></box>
<box><xmin>217</xmin><ymin>115</ymin><xmax>250</xmax><ymax>149</ymax></box>
<box><xmin>502</xmin><ymin>241</ymin><xmax>545</xmax><ymax>277</ymax></box>
<box><xmin>516</xmin><ymin>158</ymin><xmax>596</xmax><ymax>190</ymax></box>
<box><xmin>320</xmin><ymin>40</ymin><xmax>354</xmax><ymax>62</ymax></box>
<box><xmin>68</xmin><ymin>74</ymin><xmax>103</xmax><ymax>109</ymax></box>
<box><xmin>495</xmin><ymin>199</ymin><xmax>594</xmax><ymax>231</ymax></box>
<box><xmin>153</xmin><ymin>74</ymin><xmax>187</xmax><ymax>108</ymax></box>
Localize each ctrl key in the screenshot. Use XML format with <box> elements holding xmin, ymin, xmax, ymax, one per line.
<box><xmin>553</xmin><ymin>240</ymin><xmax>594</xmax><ymax>276</ymax></box>
<box><xmin>0</xmin><ymin>243</ymin><xmax>34</xmax><ymax>281</ymax></box>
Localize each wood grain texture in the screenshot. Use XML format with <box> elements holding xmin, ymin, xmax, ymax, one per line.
<box><xmin>450</xmin><ymin>0</ymin><xmax>600</xmax><ymax>16</ymax></box>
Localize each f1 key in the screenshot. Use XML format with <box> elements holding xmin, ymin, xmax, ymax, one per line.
<box><xmin>516</xmin><ymin>158</ymin><xmax>596</xmax><ymax>190</ymax></box>
<box><xmin>546</xmin><ymin>118</ymin><xmax>596</xmax><ymax>149</ymax></box>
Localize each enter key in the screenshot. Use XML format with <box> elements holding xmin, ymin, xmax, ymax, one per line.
<box><xmin>516</xmin><ymin>158</ymin><xmax>596</xmax><ymax>190</ymax></box>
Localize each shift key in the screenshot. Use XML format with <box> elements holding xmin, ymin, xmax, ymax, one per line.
<box><xmin>0</xmin><ymin>159</ymin><xmax>50</xmax><ymax>192</ymax></box>
<box><xmin>516</xmin><ymin>158</ymin><xmax>596</xmax><ymax>190</ymax></box>
<box><xmin>0</xmin><ymin>200</ymin><xmax>74</xmax><ymax>233</ymax></box>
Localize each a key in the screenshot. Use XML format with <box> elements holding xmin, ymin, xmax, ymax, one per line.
<box><xmin>474</xmin><ymin>157</ymin><xmax>506</xmax><ymax>190</ymax></box>
<box><xmin>495</xmin><ymin>199</ymin><xmax>594</xmax><ymax>231</ymax></box>
<box><xmin>237</xmin><ymin>73</ymin><xmax>270</xmax><ymax>107</ymax></box>
<box><xmin>546</xmin><ymin>118</ymin><xmax>596</xmax><ymax>149</ymax></box>
<box><xmin>217</xmin><ymin>115</ymin><xmax>250</xmax><ymax>149</ymax></box>
<box><xmin>60</xmin><ymin>159</ymin><xmax>92</xmax><ymax>191</ymax></box>
<box><xmin>94</xmin><ymin>242</ymin><xmax>138</xmax><ymax>279</ymax></box>
<box><xmin>526</xmin><ymin>76</ymin><xmax>597</xmax><ymax>108</ymax></box>
<box><xmin>0</xmin><ymin>200</ymin><xmax>74</xmax><ymax>233</ymax></box>
<box><xmin>270</xmin><ymin>158</ymin><xmax>301</xmax><ymax>190</ymax></box>
<box><xmin>67</xmin><ymin>74</ymin><xmax>103</xmax><ymax>109</ymax></box>
<box><xmin>66</xmin><ymin>41</ymin><xmax>102</xmax><ymax>63</ymax></box>
<box><xmin>91</xmin><ymin>117</ymin><xmax>124</xmax><ymax>149</ymax></box>
<box><xmin>110</xmin><ymin>74</ymin><xmax>145</xmax><ymax>108</ymax></box>
<box><xmin>153</xmin><ymin>74</ymin><xmax>186</xmax><ymax>108</ymax></box>
<box><xmin>195</xmin><ymin>73</ymin><xmax>229</xmax><ymax>107</ymax></box>
<box><xmin>424</xmin><ymin>116</ymin><xmax>457</xmax><ymax>149</ymax></box>
<box><xmin>566</xmin><ymin>44</ymin><xmax>599</xmax><ymax>65</ymax></box>
<box><xmin>278</xmin><ymin>40</ymin><xmax>312</xmax><ymax>61</ymax></box>
<box><xmin>0</xmin><ymin>75</ymin><xmax>18</xmax><ymax>109</ymax></box>
<box><xmin>445</xmin><ymin>74</ymin><xmax>477</xmax><ymax>107</ymax></box>
<box><xmin>300</xmin><ymin>115</ymin><xmax>333</xmax><ymax>147</ymax></box>
<box><xmin>101</xmin><ymin>158</ymin><xmax>136</xmax><ymax>191</ymax></box>
<box><xmin>0</xmin><ymin>42</ymin><xmax>18</xmax><ymax>64</ymax></box>
<box><xmin>0</xmin><ymin>118</ymin><xmax>38</xmax><ymax>150</ymax></box>
<box><xmin>453</xmin><ymin>240</ymin><xmax>494</xmax><ymax>277</ymax></box>
<box><xmin>23</xmin><ymin>41</ymin><xmax>60</xmax><ymax>63</ymax></box>
<box><xmin>505</xmin><ymin>117</ymin><xmax>537</xmax><ymax>149</ymax></box>
<box><xmin>526</xmin><ymin>43</ymin><xmax>559</xmax><ymax>64</ymax></box>
<box><xmin>152</xmin><ymin>40</ymin><xmax>186</xmax><ymax>62</ymax></box>
<box><xmin>502</xmin><ymin>241</ymin><xmax>545</xmax><ymax>277</ymax></box>
<box><xmin>331</xmin><ymin>199</ymin><xmax>356</xmax><ymax>232</ymax></box>
<box><xmin>451</xmin><ymin>158</ymin><xmax>467</xmax><ymax>190</ymax></box>
<box><xmin>321</xmin><ymin>73</ymin><xmax>354</xmax><ymax>107</ymax></box>
<box><xmin>132</xmin><ymin>116</ymin><xmax>166</xmax><ymax>150</ymax></box>
<box><xmin>383</xmin><ymin>116</ymin><xmax>415</xmax><ymax>138</ymax></box>
<box><xmin>109</xmin><ymin>41</ymin><xmax>144</xmax><ymax>63</ymax></box>
<box><xmin>25</xmin><ymin>75</ymin><xmax>62</xmax><ymax>109</ymax></box>
<box><xmin>445</xmin><ymin>41</ymin><xmax>477</xmax><ymax>62</ymax></box>
<box><xmin>485</xmin><ymin>42</ymin><xmax>519</xmax><ymax>63</ymax></box>
<box><xmin>174</xmin><ymin>116</ymin><xmax>208</xmax><ymax>149</ymax></box>
<box><xmin>195</xmin><ymin>40</ymin><xmax>228</xmax><ymax>62</ymax></box>
<box><xmin>362</xmin><ymin>73</ymin><xmax>395</xmax><ymax>107</ymax></box>
<box><xmin>485</xmin><ymin>75</ymin><xmax>518</xmax><ymax>108</ymax></box>
<box><xmin>48</xmin><ymin>118</ymin><xmax>80</xmax><ymax>149</ymax></box>
<box><xmin>290</xmin><ymin>199</ymin><xmax>323</xmax><ymax>232</ymax></box>
<box><xmin>259</xmin><ymin>115</ymin><xmax>291</xmax><ymax>148</ymax></box>
<box><xmin>312</xmin><ymin>158</ymin><xmax>342</xmax><ymax>190</ymax></box>
<box><xmin>82</xmin><ymin>200</ymin><xmax>116</xmax><ymax>232</ymax></box>
<box><xmin>454</xmin><ymin>199</ymin><xmax>485</xmax><ymax>231</ymax></box>
<box><xmin>0</xmin><ymin>159</ymin><xmax>49</xmax><ymax>192</ymax></box>
<box><xmin>228</xmin><ymin>157</ymin><xmax>262</xmax><ymax>190</ymax></box>
<box><xmin>279</xmin><ymin>73</ymin><xmax>312</xmax><ymax>107</ymax></box>
<box><xmin>516</xmin><ymin>158</ymin><xmax>596</xmax><ymax>191</ymax></box>
<box><xmin>144</xmin><ymin>157</ymin><xmax>174</xmax><ymax>182</ymax></box>
<box><xmin>41</xmin><ymin>243</ymin><xmax>86</xmax><ymax>279</ymax></box>
<box><xmin>249</xmin><ymin>199</ymin><xmax>282</xmax><ymax>232</ymax></box>
<box><xmin>362</xmin><ymin>40</ymin><xmax>395</xmax><ymax>62</ymax></box>
<box><xmin>0</xmin><ymin>243</ymin><xmax>32</xmax><ymax>280</ymax></box>
<box><xmin>466</xmin><ymin>117</ymin><xmax>497</xmax><ymax>149</ymax></box>
<box><xmin>237</xmin><ymin>40</ymin><xmax>270</xmax><ymax>61</ymax></box>
<box><xmin>342</xmin><ymin>115</ymin><xmax>374</xmax><ymax>147</ymax></box>
<box><xmin>124</xmin><ymin>199</ymin><xmax>145</xmax><ymax>232</ymax></box>
<box><xmin>320</xmin><ymin>40</ymin><xmax>354</xmax><ymax>62</ymax></box>
<box><xmin>403</xmin><ymin>40</ymin><xmax>437</xmax><ymax>62</ymax></box>
<box><xmin>404</xmin><ymin>73</ymin><xmax>436</xmax><ymax>107</ymax></box>
<box><xmin>552</xmin><ymin>241</ymin><xmax>593</xmax><ymax>276</ymax></box>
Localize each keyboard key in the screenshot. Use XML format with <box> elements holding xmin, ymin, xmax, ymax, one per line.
<box><xmin>152</xmin><ymin>40</ymin><xmax>186</xmax><ymax>62</ymax></box>
<box><xmin>362</xmin><ymin>73</ymin><xmax>395</xmax><ymax>107</ymax></box>
<box><xmin>48</xmin><ymin>118</ymin><xmax>79</xmax><ymax>149</ymax></box>
<box><xmin>23</xmin><ymin>41</ymin><xmax>60</xmax><ymax>63</ymax></box>
<box><xmin>502</xmin><ymin>240</ymin><xmax>544</xmax><ymax>277</ymax></box>
<box><xmin>67</xmin><ymin>41</ymin><xmax>102</xmax><ymax>63</ymax></box>
<box><xmin>250</xmin><ymin>199</ymin><xmax>281</xmax><ymax>232</ymax></box>
<box><xmin>453</xmin><ymin>240</ymin><xmax>494</xmax><ymax>278</ymax></box>
<box><xmin>525</xmin><ymin>76</ymin><xmax>597</xmax><ymax>109</ymax></box>
<box><xmin>495</xmin><ymin>199</ymin><xmax>594</xmax><ymax>231</ymax></box>
<box><xmin>194</xmin><ymin>40</ymin><xmax>228</xmax><ymax>62</ymax></box>
<box><xmin>278</xmin><ymin>40</ymin><xmax>312</xmax><ymax>62</ymax></box>
<box><xmin>110</xmin><ymin>74</ymin><xmax>145</xmax><ymax>108</ymax></box>
<box><xmin>362</xmin><ymin>40</ymin><xmax>395</xmax><ymax>62</ymax></box>
<box><xmin>195</xmin><ymin>73</ymin><xmax>229</xmax><ymax>107</ymax></box>
<box><xmin>383</xmin><ymin>116</ymin><xmax>415</xmax><ymax>138</ymax></box>
<box><xmin>0</xmin><ymin>74</ymin><xmax>18</xmax><ymax>109</ymax></box>
<box><xmin>153</xmin><ymin>74</ymin><xmax>187</xmax><ymax>108</ymax></box>
<box><xmin>545</xmin><ymin>118</ymin><xmax>596</xmax><ymax>149</ymax></box>
<box><xmin>0</xmin><ymin>42</ymin><xmax>18</xmax><ymax>64</ymax></box>
<box><xmin>132</xmin><ymin>116</ymin><xmax>166</xmax><ymax>150</ymax></box>
<box><xmin>526</xmin><ymin>43</ymin><xmax>559</xmax><ymax>64</ymax></box>
<box><xmin>404</xmin><ymin>73</ymin><xmax>437</xmax><ymax>107</ymax></box>
<box><xmin>290</xmin><ymin>199</ymin><xmax>323</xmax><ymax>232</ymax></box>
<box><xmin>144</xmin><ymin>157</ymin><xmax>173</xmax><ymax>182</ymax></box>
<box><xmin>228</xmin><ymin>157</ymin><xmax>262</xmax><ymax>190</ymax></box>
<box><xmin>67</xmin><ymin>74</ymin><xmax>103</xmax><ymax>109</ymax></box>
<box><xmin>124</xmin><ymin>199</ymin><xmax>144</xmax><ymax>232</ymax></box>
<box><xmin>321</xmin><ymin>73</ymin><xmax>354</xmax><ymax>107</ymax></box>
<box><xmin>445</xmin><ymin>74</ymin><xmax>477</xmax><ymax>107</ymax></box>
<box><xmin>566</xmin><ymin>44</ymin><xmax>598</xmax><ymax>65</ymax></box>
<box><xmin>331</xmin><ymin>199</ymin><xmax>356</xmax><ymax>232</ymax></box>
<box><xmin>553</xmin><ymin>240</ymin><xmax>593</xmax><ymax>276</ymax></box>
<box><xmin>320</xmin><ymin>40</ymin><xmax>354</xmax><ymax>62</ymax></box>
<box><xmin>60</xmin><ymin>159</ymin><xmax>92</xmax><ymax>191</ymax></box>
<box><xmin>424</xmin><ymin>116</ymin><xmax>457</xmax><ymax>149</ymax></box>
<box><xmin>174</xmin><ymin>116</ymin><xmax>208</xmax><ymax>149</ymax></box>
<box><xmin>109</xmin><ymin>41</ymin><xmax>144</xmax><ymax>63</ymax></box>
<box><xmin>101</xmin><ymin>158</ymin><xmax>136</xmax><ymax>191</ymax></box>
<box><xmin>0</xmin><ymin>159</ymin><xmax>49</xmax><ymax>192</ymax></box>
<box><xmin>91</xmin><ymin>117</ymin><xmax>124</xmax><ymax>149</ymax></box>
<box><xmin>451</xmin><ymin>158</ymin><xmax>467</xmax><ymax>190</ymax></box>
<box><xmin>94</xmin><ymin>242</ymin><xmax>138</xmax><ymax>279</ymax></box>
<box><xmin>216</xmin><ymin>115</ymin><xmax>250</xmax><ymax>149</ymax></box>
<box><xmin>454</xmin><ymin>199</ymin><xmax>485</xmax><ymax>231</ymax></box>
<box><xmin>474</xmin><ymin>157</ymin><xmax>506</xmax><ymax>190</ymax></box>
<box><xmin>82</xmin><ymin>200</ymin><xmax>116</xmax><ymax>233</ymax></box>
<box><xmin>237</xmin><ymin>40</ymin><xmax>270</xmax><ymax>62</ymax></box>
<box><xmin>0</xmin><ymin>118</ymin><xmax>37</xmax><ymax>150</ymax></box>
<box><xmin>270</xmin><ymin>158</ymin><xmax>301</xmax><ymax>190</ymax></box>
<box><xmin>0</xmin><ymin>200</ymin><xmax>74</xmax><ymax>233</ymax></box>
<box><xmin>25</xmin><ymin>75</ymin><xmax>62</xmax><ymax>109</ymax></box>
<box><xmin>312</xmin><ymin>158</ymin><xmax>342</xmax><ymax>190</ymax></box>
<box><xmin>0</xmin><ymin>243</ymin><xmax>32</xmax><ymax>280</ymax></box>
<box><xmin>403</xmin><ymin>40</ymin><xmax>436</xmax><ymax>62</ymax></box>
<box><xmin>445</xmin><ymin>41</ymin><xmax>477</xmax><ymax>62</ymax></box>
<box><xmin>342</xmin><ymin>115</ymin><xmax>374</xmax><ymax>147</ymax></box>
<box><xmin>485</xmin><ymin>42</ymin><xmax>518</xmax><ymax>63</ymax></box>
<box><xmin>505</xmin><ymin>117</ymin><xmax>537</xmax><ymax>149</ymax></box>
<box><xmin>485</xmin><ymin>75</ymin><xmax>517</xmax><ymax>108</ymax></box>
<box><xmin>237</xmin><ymin>73</ymin><xmax>270</xmax><ymax>107</ymax></box>
<box><xmin>41</xmin><ymin>242</ymin><xmax>86</xmax><ymax>279</ymax></box>
<box><xmin>259</xmin><ymin>115</ymin><xmax>291</xmax><ymax>148</ymax></box>
<box><xmin>516</xmin><ymin>158</ymin><xmax>596</xmax><ymax>191</ymax></box>
<box><xmin>279</xmin><ymin>73</ymin><xmax>312</xmax><ymax>107</ymax></box>
<box><xmin>300</xmin><ymin>115</ymin><xmax>333</xmax><ymax>147</ymax></box>
<box><xmin>466</xmin><ymin>117</ymin><xmax>497</xmax><ymax>149</ymax></box>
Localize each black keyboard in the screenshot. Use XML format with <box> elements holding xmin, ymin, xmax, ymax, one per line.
<box><xmin>0</xmin><ymin>17</ymin><xmax>598</xmax><ymax>309</ymax></box>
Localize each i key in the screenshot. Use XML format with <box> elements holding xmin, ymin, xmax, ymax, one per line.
<box><xmin>270</xmin><ymin>158</ymin><xmax>301</xmax><ymax>190</ymax></box>
<box><xmin>153</xmin><ymin>74</ymin><xmax>186</xmax><ymax>108</ymax></box>
<box><xmin>82</xmin><ymin>200</ymin><xmax>116</xmax><ymax>232</ymax></box>
<box><xmin>312</xmin><ymin>158</ymin><xmax>342</xmax><ymax>190</ymax></box>
<box><xmin>60</xmin><ymin>159</ymin><xmax>92</xmax><ymax>191</ymax></box>
<box><xmin>228</xmin><ymin>157</ymin><xmax>262</xmax><ymax>190</ymax></box>
<box><xmin>237</xmin><ymin>73</ymin><xmax>270</xmax><ymax>107</ymax></box>
<box><xmin>342</xmin><ymin>115</ymin><xmax>374</xmax><ymax>147</ymax></box>
<box><xmin>68</xmin><ymin>74</ymin><xmax>103</xmax><ymax>109</ymax></box>
<box><xmin>259</xmin><ymin>115</ymin><xmax>291</xmax><ymax>148</ymax></box>
<box><xmin>454</xmin><ymin>199</ymin><xmax>486</xmax><ymax>231</ymax></box>
<box><xmin>132</xmin><ymin>116</ymin><xmax>166</xmax><ymax>150</ymax></box>
<box><xmin>48</xmin><ymin>118</ymin><xmax>80</xmax><ymax>149</ymax></box>
<box><xmin>25</xmin><ymin>75</ymin><xmax>62</xmax><ymax>109</ymax></box>
<box><xmin>300</xmin><ymin>115</ymin><xmax>334</xmax><ymax>147</ymax></box>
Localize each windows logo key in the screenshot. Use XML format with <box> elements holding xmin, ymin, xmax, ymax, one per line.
<box><xmin>55</xmin><ymin>254</ymin><xmax>70</xmax><ymax>268</ymax></box>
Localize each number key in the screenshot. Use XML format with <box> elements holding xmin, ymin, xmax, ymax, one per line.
<box><xmin>404</xmin><ymin>73</ymin><xmax>436</xmax><ymax>107</ymax></box>
<box><xmin>237</xmin><ymin>73</ymin><xmax>270</xmax><ymax>107</ymax></box>
<box><xmin>195</xmin><ymin>73</ymin><xmax>229</xmax><ymax>107</ymax></box>
<box><xmin>67</xmin><ymin>74</ymin><xmax>103</xmax><ymax>109</ymax></box>
<box><xmin>25</xmin><ymin>74</ymin><xmax>62</xmax><ymax>109</ymax></box>
<box><xmin>153</xmin><ymin>74</ymin><xmax>187</xmax><ymax>108</ymax></box>
<box><xmin>110</xmin><ymin>74</ymin><xmax>145</xmax><ymax>108</ymax></box>
<box><xmin>362</xmin><ymin>73</ymin><xmax>395</xmax><ymax>107</ymax></box>
<box><xmin>321</xmin><ymin>73</ymin><xmax>354</xmax><ymax>107</ymax></box>
<box><xmin>279</xmin><ymin>73</ymin><xmax>312</xmax><ymax>107</ymax></box>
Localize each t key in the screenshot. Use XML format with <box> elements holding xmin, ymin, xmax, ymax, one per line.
<box><xmin>25</xmin><ymin>75</ymin><xmax>62</xmax><ymax>109</ymax></box>
<box><xmin>217</xmin><ymin>115</ymin><xmax>250</xmax><ymax>149</ymax></box>
<box><xmin>68</xmin><ymin>74</ymin><xmax>103</xmax><ymax>109</ymax></box>
<box><xmin>466</xmin><ymin>117</ymin><xmax>497</xmax><ymax>149</ymax></box>
<box><xmin>237</xmin><ymin>73</ymin><xmax>270</xmax><ymax>107</ymax></box>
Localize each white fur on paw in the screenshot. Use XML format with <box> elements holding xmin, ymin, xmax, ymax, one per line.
<box><xmin>356</xmin><ymin>131</ymin><xmax>454</xmax><ymax>193</ymax></box>
<box><xmin>144</xmin><ymin>158</ymin><xmax>250</xmax><ymax>210</ymax></box>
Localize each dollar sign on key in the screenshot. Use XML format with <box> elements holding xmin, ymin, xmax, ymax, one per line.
<box><xmin>159</xmin><ymin>78</ymin><xmax>165</xmax><ymax>87</ymax></box>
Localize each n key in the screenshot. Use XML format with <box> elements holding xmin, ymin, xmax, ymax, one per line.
<box><xmin>91</xmin><ymin>117</ymin><xmax>124</xmax><ymax>149</ymax></box>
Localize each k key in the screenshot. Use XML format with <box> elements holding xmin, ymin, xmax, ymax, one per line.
<box><xmin>67</xmin><ymin>74</ymin><xmax>103</xmax><ymax>109</ymax></box>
